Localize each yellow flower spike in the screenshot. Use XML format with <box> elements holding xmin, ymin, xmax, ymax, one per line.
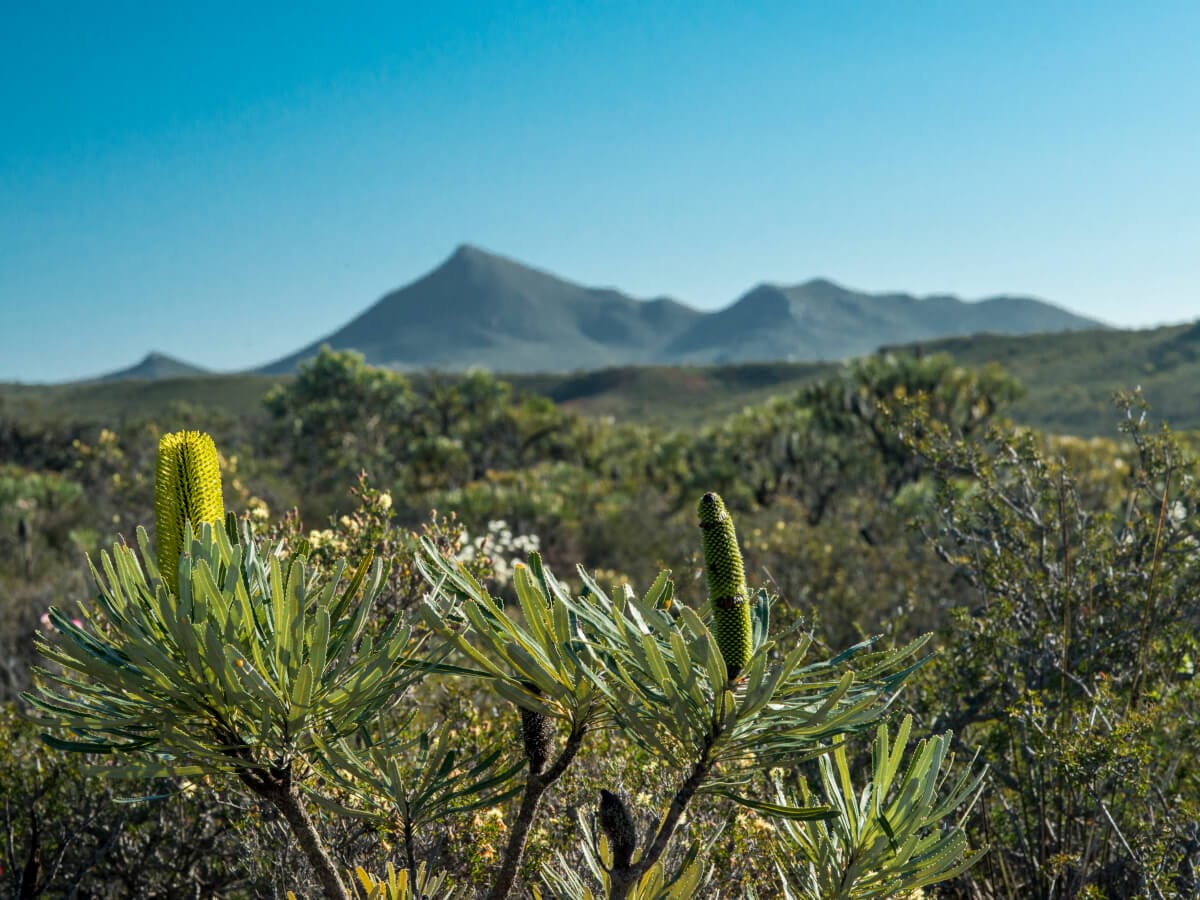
<box><xmin>155</xmin><ymin>430</ymin><xmax>225</xmax><ymax>594</ymax></box>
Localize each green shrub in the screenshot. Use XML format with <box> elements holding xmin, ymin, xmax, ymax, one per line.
<box><xmin>24</xmin><ymin>430</ymin><xmax>986</xmax><ymax>898</ymax></box>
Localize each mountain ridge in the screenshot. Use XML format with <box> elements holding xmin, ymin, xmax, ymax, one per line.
<box><xmin>106</xmin><ymin>245</ymin><xmax>1103</xmax><ymax>378</ymax></box>
<box><xmin>9</xmin><ymin>321</ymin><xmax>1199</xmax><ymax>437</ymax></box>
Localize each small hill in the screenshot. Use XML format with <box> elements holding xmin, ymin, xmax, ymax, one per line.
<box><xmin>510</xmin><ymin>360</ymin><xmax>836</xmax><ymax>424</ymax></box>
<box><xmin>0</xmin><ymin>373</ymin><xmax>281</xmax><ymax>423</ymax></box>
<box><xmin>663</xmin><ymin>278</ymin><xmax>1100</xmax><ymax>364</ymax></box>
<box><xmin>258</xmin><ymin>245</ymin><xmax>701</xmax><ymax>374</ymax></box>
<box><xmin>98</xmin><ymin>352</ymin><xmax>209</xmax><ymax>381</ymax></box>
<box><xmin>891</xmin><ymin>322</ymin><xmax>1200</xmax><ymax>434</ymax></box>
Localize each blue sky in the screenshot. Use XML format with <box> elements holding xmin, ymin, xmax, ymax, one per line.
<box><xmin>2</xmin><ymin>1</ymin><xmax>1197</xmax><ymax>381</ymax></box>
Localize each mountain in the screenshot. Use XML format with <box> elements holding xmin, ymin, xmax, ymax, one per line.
<box><xmin>259</xmin><ymin>245</ymin><xmax>701</xmax><ymax>374</ymax></box>
<box><xmin>98</xmin><ymin>352</ymin><xmax>209</xmax><ymax>381</ymax></box>
<box><xmin>663</xmin><ymin>278</ymin><xmax>1099</xmax><ymax>364</ymax></box>
<box><xmin>258</xmin><ymin>246</ymin><xmax>1102</xmax><ymax>374</ymax></box>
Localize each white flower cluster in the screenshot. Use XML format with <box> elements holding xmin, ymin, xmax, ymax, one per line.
<box><xmin>457</xmin><ymin>519</ymin><xmax>541</xmax><ymax>587</ymax></box>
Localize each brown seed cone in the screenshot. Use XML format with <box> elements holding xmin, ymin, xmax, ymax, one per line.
<box><xmin>599</xmin><ymin>789</ymin><xmax>638</xmax><ymax>870</ymax></box>
<box><xmin>520</xmin><ymin>706</ymin><xmax>554</xmax><ymax>775</ymax></box>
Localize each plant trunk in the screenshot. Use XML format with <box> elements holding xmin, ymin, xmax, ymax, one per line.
<box><xmin>487</xmin><ymin>721</ymin><xmax>587</xmax><ymax>900</ymax></box>
<box><xmin>486</xmin><ymin>775</ymin><xmax>548</xmax><ymax>900</ymax></box>
<box><xmin>607</xmin><ymin>752</ymin><xmax>711</xmax><ymax>900</ymax></box>
<box><xmin>404</xmin><ymin>818</ymin><xmax>418</xmax><ymax>888</ymax></box>
<box><xmin>608</xmin><ymin>867</ymin><xmax>639</xmax><ymax>900</ymax></box>
<box><xmin>259</xmin><ymin>780</ymin><xmax>350</xmax><ymax>900</ymax></box>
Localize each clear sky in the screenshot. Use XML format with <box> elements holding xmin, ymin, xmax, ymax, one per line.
<box><xmin>2</xmin><ymin>1</ymin><xmax>1197</xmax><ymax>381</ymax></box>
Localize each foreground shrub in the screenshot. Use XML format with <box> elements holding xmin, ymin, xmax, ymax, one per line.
<box><xmin>24</xmin><ymin>429</ymin><xmax>985</xmax><ymax>897</ymax></box>
<box><xmin>773</xmin><ymin>714</ymin><xmax>985</xmax><ymax>898</ymax></box>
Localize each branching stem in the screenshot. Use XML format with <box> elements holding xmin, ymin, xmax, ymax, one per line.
<box><xmin>242</xmin><ymin>769</ymin><xmax>350</xmax><ymax>900</ymax></box>
<box><xmin>486</xmin><ymin>720</ymin><xmax>587</xmax><ymax>900</ymax></box>
<box><xmin>608</xmin><ymin>736</ymin><xmax>715</xmax><ymax>900</ymax></box>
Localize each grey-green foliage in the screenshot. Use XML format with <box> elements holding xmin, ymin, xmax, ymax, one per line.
<box><xmin>312</xmin><ymin>719</ymin><xmax>525</xmax><ymax>836</ymax></box>
<box><xmin>773</xmin><ymin>714</ymin><xmax>987</xmax><ymax>899</ymax></box>
<box><xmin>535</xmin><ymin>809</ymin><xmax>714</xmax><ymax>900</ymax></box>
<box><xmin>417</xmin><ymin>532</ymin><xmax>954</xmax><ymax>895</ymax></box>
<box><xmin>417</xmin><ymin>539</ymin><xmax>603</xmax><ymax>734</ymax></box>
<box><xmin>563</xmin><ymin>567</ymin><xmax>932</xmax><ymax>815</ymax></box>
<box><xmin>25</xmin><ymin>519</ymin><xmax>424</xmax><ymax>778</ymax></box>
<box><xmin>348</xmin><ymin>861</ymin><xmax>467</xmax><ymax>900</ymax></box>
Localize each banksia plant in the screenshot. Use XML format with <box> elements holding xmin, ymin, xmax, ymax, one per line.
<box><xmin>418</xmin><ymin>544</ymin><xmax>601</xmax><ymax>900</ymax></box>
<box><xmin>27</xmin><ymin>429</ymin><xmax>436</xmax><ymax>899</ymax></box>
<box><xmin>313</xmin><ymin>722</ymin><xmax>523</xmax><ymax>890</ymax></box>
<box><xmin>517</xmin><ymin>555</ymin><xmax>557</xmax><ymax>776</ymax></box>
<box><xmin>772</xmin><ymin>715</ymin><xmax>987</xmax><ymax>899</ymax></box>
<box><xmin>481</xmin><ymin>554</ymin><xmax>558</xmax><ymax>777</ymax></box>
<box><xmin>154</xmin><ymin>429</ymin><xmax>225</xmax><ymax>593</ymax></box>
<box><xmin>697</xmin><ymin>491</ymin><xmax>752</xmax><ymax>679</ymax></box>
<box><xmin>548</xmin><ymin>561</ymin><xmax>938</xmax><ymax>898</ymax></box>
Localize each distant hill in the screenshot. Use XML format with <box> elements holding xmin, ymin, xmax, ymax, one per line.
<box><xmin>510</xmin><ymin>360</ymin><xmax>836</xmax><ymax>424</ymax></box>
<box><xmin>259</xmin><ymin>245</ymin><xmax>702</xmax><ymax>374</ymax></box>
<box><xmin>891</xmin><ymin>322</ymin><xmax>1200</xmax><ymax>435</ymax></box>
<box><xmin>0</xmin><ymin>373</ymin><xmax>280</xmax><ymax>423</ymax></box>
<box><xmin>664</xmin><ymin>279</ymin><xmax>1098</xmax><ymax>364</ymax></box>
<box><xmin>98</xmin><ymin>352</ymin><xmax>209</xmax><ymax>381</ymax></box>
<box><xmin>258</xmin><ymin>246</ymin><xmax>1101</xmax><ymax>374</ymax></box>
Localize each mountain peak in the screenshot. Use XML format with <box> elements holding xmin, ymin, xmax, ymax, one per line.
<box><xmin>794</xmin><ymin>277</ymin><xmax>855</xmax><ymax>297</ymax></box>
<box><xmin>449</xmin><ymin>242</ymin><xmax>491</xmax><ymax>263</ymax></box>
<box><xmin>97</xmin><ymin>351</ymin><xmax>208</xmax><ymax>382</ymax></box>
<box><xmin>444</xmin><ymin>243</ymin><xmax>520</xmax><ymax>271</ymax></box>
<box><xmin>434</xmin><ymin>244</ymin><xmax>558</xmax><ymax>289</ymax></box>
<box><xmin>736</xmin><ymin>284</ymin><xmax>792</xmax><ymax>315</ymax></box>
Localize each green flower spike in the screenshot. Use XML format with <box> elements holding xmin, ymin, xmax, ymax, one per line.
<box><xmin>155</xmin><ymin>430</ymin><xmax>225</xmax><ymax>593</ymax></box>
<box><xmin>698</xmin><ymin>491</ymin><xmax>752</xmax><ymax>679</ymax></box>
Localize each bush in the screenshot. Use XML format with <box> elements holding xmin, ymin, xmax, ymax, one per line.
<box><xmin>23</xmin><ymin>431</ymin><xmax>985</xmax><ymax>898</ymax></box>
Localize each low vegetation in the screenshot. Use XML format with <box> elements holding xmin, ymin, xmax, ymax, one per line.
<box><xmin>2</xmin><ymin>346</ymin><xmax>1198</xmax><ymax>897</ymax></box>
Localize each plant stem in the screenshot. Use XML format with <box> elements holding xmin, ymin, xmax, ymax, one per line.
<box><xmin>609</xmin><ymin>746</ymin><xmax>712</xmax><ymax>900</ymax></box>
<box><xmin>486</xmin><ymin>721</ymin><xmax>587</xmax><ymax>900</ymax></box>
<box><xmin>404</xmin><ymin>818</ymin><xmax>417</xmax><ymax>888</ymax></box>
<box><xmin>1131</xmin><ymin>465</ymin><xmax>1171</xmax><ymax>710</ymax></box>
<box><xmin>249</xmin><ymin>773</ymin><xmax>350</xmax><ymax>900</ymax></box>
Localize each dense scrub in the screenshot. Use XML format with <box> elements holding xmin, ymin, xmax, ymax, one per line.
<box><xmin>1</xmin><ymin>347</ymin><xmax>1197</xmax><ymax>898</ymax></box>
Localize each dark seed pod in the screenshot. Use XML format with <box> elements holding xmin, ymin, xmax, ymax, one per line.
<box><xmin>599</xmin><ymin>789</ymin><xmax>638</xmax><ymax>870</ymax></box>
<box><xmin>697</xmin><ymin>491</ymin><xmax>752</xmax><ymax>679</ymax></box>
<box><xmin>520</xmin><ymin>705</ymin><xmax>553</xmax><ymax>775</ymax></box>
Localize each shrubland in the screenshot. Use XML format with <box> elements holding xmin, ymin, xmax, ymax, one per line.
<box><xmin>0</xmin><ymin>346</ymin><xmax>1196</xmax><ymax>898</ymax></box>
